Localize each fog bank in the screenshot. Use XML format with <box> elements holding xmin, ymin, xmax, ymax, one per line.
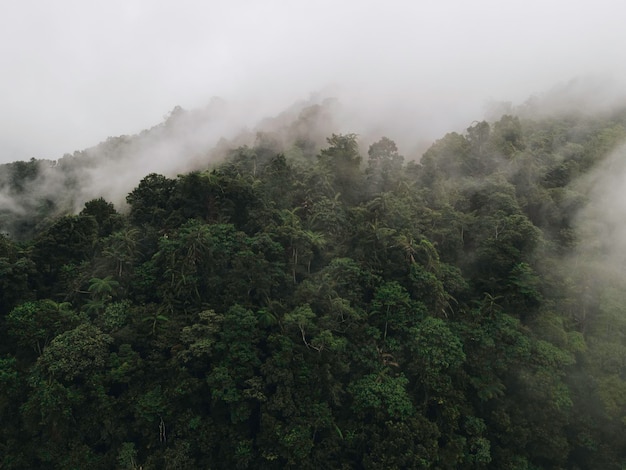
<box><xmin>2</xmin><ymin>0</ymin><xmax>626</xmax><ymax>163</ymax></box>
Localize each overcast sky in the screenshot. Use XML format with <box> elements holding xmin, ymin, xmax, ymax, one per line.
<box><xmin>1</xmin><ymin>0</ymin><xmax>625</xmax><ymax>163</ymax></box>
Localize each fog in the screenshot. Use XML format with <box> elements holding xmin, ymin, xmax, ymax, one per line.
<box><xmin>4</xmin><ymin>0</ymin><xmax>626</xmax><ymax>246</ymax></box>
<box><xmin>2</xmin><ymin>0</ymin><xmax>626</xmax><ymax>164</ymax></box>
<box><xmin>572</xmin><ymin>142</ymin><xmax>626</xmax><ymax>274</ymax></box>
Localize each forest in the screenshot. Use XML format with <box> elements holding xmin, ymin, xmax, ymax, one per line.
<box><xmin>2</xmin><ymin>100</ymin><xmax>626</xmax><ymax>469</ymax></box>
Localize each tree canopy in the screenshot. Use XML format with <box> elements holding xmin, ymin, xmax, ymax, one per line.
<box><xmin>2</xmin><ymin>109</ymin><xmax>626</xmax><ymax>468</ymax></box>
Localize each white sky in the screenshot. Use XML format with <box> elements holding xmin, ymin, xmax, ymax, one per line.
<box><xmin>1</xmin><ymin>0</ymin><xmax>625</xmax><ymax>163</ymax></box>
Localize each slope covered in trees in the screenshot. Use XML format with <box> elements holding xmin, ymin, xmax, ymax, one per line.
<box><xmin>0</xmin><ymin>98</ymin><xmax>338</xmax><ymax>241</ymax></box>
<box><xmin>2</xmin><ymin>104</ymin><xmax>626</xmax><ymax>468</ymax></box>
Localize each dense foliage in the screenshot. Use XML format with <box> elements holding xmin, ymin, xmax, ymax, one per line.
<box><xmin>2</xmin><ymin>108</ymin><xmax>626</xmax><ymax>468</ymax></box>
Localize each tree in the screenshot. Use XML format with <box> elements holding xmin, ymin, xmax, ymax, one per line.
<box><xmin>80</xmin><ymin>198</ymin><xmax>122</xmax><ymax>237</ymax></box>
<box><xmin>491</xmin><ymin>115</ymin><xmax>525</xmax><ymax>158</ymax></box>
<box><xmin>368</xmin><ymin>281</ymin><xmax>416</xmax><ymax>349</ymax></box>
<box><xmin>0</xmin><ymin>234</ymin><xmax>36</xmax><ymax>316</ymax></box>
<box><xmin>20</xmin><ymin>323</ymin><xmax>114</xmax><ymax>466</ymax></box>
<box><xmin>31</xmin><ymin>214</ymin><xmax>99</xmax><ymax>296</ymax></box>
<box><xmin>7</xmin><ymin>299</ymin><xmax>80</xmax><ymax>356</ymax></box>
<box><xmin>407</xmin><ymin>316</ymin><xmax>465</xmax><ymax>399</ymax></box>
<box><xmin>88</xmin><ymin>276</ymin><xmax>120</xmax><ymax>301</ymax></box>
<box><xmin>126</xmin><ymin>173</ymin><xmax>175</xmax><ymax>226</ymax></box>
<box><xmin>419</xmin><ymin>132</ymin><xmax>469</xmax><ymax>188</ymax></box>
<box><xmin>35</xmin><ymin>323</ymin><xmax>113</xmax><ymax>382</ymax></box>
<box><xmin>366</xmin><ymin>137</ymin><xmax>405</xmax><ymax>194</ymax></box>
<box><xmin>317</xmin><ymin>134</ymin><xmax>364</xmax><ymax>205</ymax></box>
<box><xmin>205</xmin><ymin>305</ymin><xmax>262</xmax><ymax>429</ymax></box>
<box><xmin>84</xmin><ymin>276</ymin><xmax>121</xmax><ymax>315</ymax></box>
<box><xmin>101</xmin><ymin>227</ymin><xmax>140</xmax><ymax>278</ymax></box>
<box><xmin>258</xmin><ymin>153</ymin><xmax>296</xmax><ymax>209</ymax></box>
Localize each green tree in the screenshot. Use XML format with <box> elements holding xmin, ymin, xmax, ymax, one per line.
<box><xmin>366</xmin><ymin>136</ymin><xmax>405</xmax><ymax>194</ymax></box>
<box><xmin>0</xmin><ymin>234</ymin><xmax>36</xmax><ymax>316</ymax></box>
<box><xmin>101</xmin><ymin>227</ymin><xmax>140</xmax><ymax>278</ymax></box>
<box><xmin>126</xmin><ymin>173</ymin><xmax>175</xmax><ymax>226</ymax></box>
<box><xmin>84</xmin><ymin>276</ymin><xmax>121</xmax><ymax>315</ymax></box>
<box><xmin>80</xmin><ymin>197</ymin><xmax>123</xmax><ymax>237</ymax></box>
<box><xmin>7</xmin><ymin>299</ymin><xmax>80</xmax><ymax>356</ymax></box>
<box><xmin>317</xmin><ymin>133</ymin><xmax>364</xmax><ymax>205</ymax></box>
<box><xmin>31</xmin><ymin>214</ymin><xmax>99</xmax><ymax>296</ymax></box>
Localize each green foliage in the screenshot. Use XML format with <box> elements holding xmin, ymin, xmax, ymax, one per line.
<box><xmin>350</xmin><ymin>372</ymin><xmax>413</xmax><ymax>419</ymax></box>
<box><xmin>317</xmin><ymin>133</ymin><xmax>364</xmax><ymax>204</ymax></box>
<box><xmin>126</xmin><ymin>172</ymin><xmax>176</xmax><ymax>226</ymax></box>
<box><xmin>0</xmin><ymin>235</ymin><xmax>36</xmax><ymax>316</ymax></box>
<box><xmin>3</xmin><ymin>108</ymin><xmax>626</xmax><ymax>468</ymax></box>
<box><xmin>80</xmin><ymin>197</ymin><xmax>123</xmax><ymax>237</ymax></box>
<box><xmin>35</xmin><ymin>323</ymin><xmax>113</xmax><ymax>382</ymax></box>
<box><xmin>367</xmin><ymin>136</ymin><xmax>405</xmax><ymax>194</ymax></box>
<box><xmin>7</xmin><ymin>299</ymin><xmax>80</xmax><ymax>356</ymax></box>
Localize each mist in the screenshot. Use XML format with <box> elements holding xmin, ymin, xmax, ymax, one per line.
<box><xmin>3</xmin><ymin>1</ymin><xmax>626</xmax><ymax>244</ymax></box>
<box><xmin>571</xmin><ymin>141</ymin><xmax>626</xmax><ymax>276</ymax></box>
<box><xmin>2</xmin><ymin>0</ymin><xmax>626</xmax><ymax>164</ymax></box>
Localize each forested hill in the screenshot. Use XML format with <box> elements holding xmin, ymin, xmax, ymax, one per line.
<box><xmin>2</xmin><ymin>103</ymin><xmax>626</xmax><ymax>468</ymax></box>
<box><xmin>0</xmin><ymin>97</ymin><xmax>337</xmax><ymax>241</ymax></box>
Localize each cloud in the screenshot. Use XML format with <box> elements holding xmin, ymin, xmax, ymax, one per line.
<box><xmin>572</xmin><ymin>142</ymin><xmax>626</xmax><ymax>276</ymax></box>
<box><xmin>2</xmin><ymin>1</ymin><xmax>626</xmax><ymax>163</ymax></box>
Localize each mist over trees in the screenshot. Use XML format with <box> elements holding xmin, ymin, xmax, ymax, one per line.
<box><xmin>3</xmin><ymin>93</ymin><xmax>626</xmax><ymax>468</ymax></box>
<box><xmin>0</xmin><ymin>97</ymin><xmax>342</xmax><ymax>241</ymax></box>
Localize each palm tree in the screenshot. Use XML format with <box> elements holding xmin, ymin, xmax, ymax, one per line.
<box><xmin>88</xmin><ymin>276</ymin><xmax>120</xmax><ymax>302</ymax></box>
<box><xmin>102</xmin><ymin>228</ymin><xmax>140</xmax><ymax>277</ymax></box>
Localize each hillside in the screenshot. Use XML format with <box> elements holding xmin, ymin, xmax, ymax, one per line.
<box><xmin>0</xmin><ymin>97</ymin><xmax>338</xmax><ymax>241</ymax></box>
<box><xmin>2</xmin><ymin>99</ymin><xmax>626</xmax><ymax>468</ymax></box>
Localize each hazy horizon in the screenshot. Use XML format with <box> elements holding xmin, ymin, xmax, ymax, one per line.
<box><xmin>2</xmin><ymin>0</ymin><xmax>626</xmax><ymax>164</ymax></box>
